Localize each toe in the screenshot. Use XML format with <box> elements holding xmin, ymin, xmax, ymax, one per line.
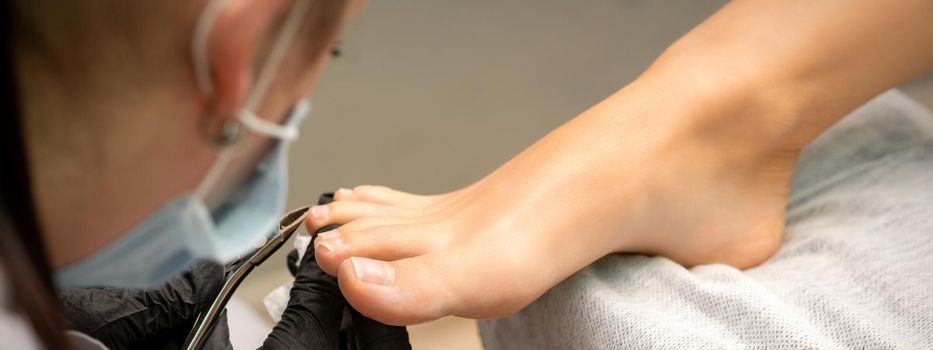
<box><xmin>305</xmin><ymin>200</ymin><xmax>409</xmax><ymax>230</ymax></box>
<box><xmin>333</xmin><ymin>187</ymin><xmax>355</xmax><ymax>201</ymax></box>
<box><xmin>348</xmin><ymin>185</ymin><xmax>437</xmax><ymax>208</ymax></box>
<box><xmin>314</xmin><ymin>225</ymin><xmax>444</xmax><ymax>275</ymax></box>
<box><xmin>337</xmin><ymin>255</ymin><xmax>455</xmax><ymax>325</ymax></box>
<box><xmin>334</xmin><ymin>232</ymin><xmax>557</xmax><ymax>325</ymax></box>
<box><xmin>337</xmin><ymin>216</ymin><xmax>412</xmax><ymax>233</ymax></box>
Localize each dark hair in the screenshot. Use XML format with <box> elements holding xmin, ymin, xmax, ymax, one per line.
<box><xmin>0</xmin><ymin>1</ymin><xmax>72</xmax><ymax>349</ymax></box>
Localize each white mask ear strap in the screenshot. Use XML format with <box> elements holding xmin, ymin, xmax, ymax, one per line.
<box><xmin>237</xmin><ymin>110</ymin><xmax>298</xmax><ymax>141</ymax></box>
<box><xmin>243</xmin><ymin>0</ymin><xmax>312</xmax><ymax>112</ymax></box>
<box><xmin>235</xmin><ymin>0</ymin><xmax>310</xmax><ymax>142</ymax></box>
<box><xmin>192</xmin><ymin>0</ymin><xmax>230</xmax><ymax>98</ymax></box>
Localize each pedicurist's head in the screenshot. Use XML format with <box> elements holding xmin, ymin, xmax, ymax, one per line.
<box><xmin>9</xmin><ymin>0</ymin><xmax>353</xmax><ymax>286</ymax></box>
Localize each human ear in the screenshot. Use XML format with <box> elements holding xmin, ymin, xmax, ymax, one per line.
<box><xmin>203</xmin><ymin>0</ymin><xmax>288</xmax><ymax>122</ymax></box>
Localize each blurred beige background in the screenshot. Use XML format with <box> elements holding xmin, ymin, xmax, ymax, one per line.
<box><xmin>232</xmin><ymin>1</ymin><xmax>933</xmax><ymax>349</ymax></box>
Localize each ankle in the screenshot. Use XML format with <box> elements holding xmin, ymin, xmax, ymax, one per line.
<box><xmin>646</xmin><ymin>41</ymin><xmax>847</xmax><ymax>157</ymax></box>
<box><xmin>589</xmin><ymin>73</ymin><xmax>801</xmax><ymax>267</ymax></box>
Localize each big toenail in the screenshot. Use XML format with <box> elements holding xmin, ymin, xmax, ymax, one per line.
<box><xmin>316</xmin><ymin>236</ymin><xmax>343</xmax><ymax>254</ymax></box>
<box><xmin>350</xmin><ymin>257</ymin><xmax>395</xmax><ymax>286</ymax></box>
<box><xmin>310</xmin><ymin>205</ymin><xmax>328</xmax><ymax>221</ymax></box>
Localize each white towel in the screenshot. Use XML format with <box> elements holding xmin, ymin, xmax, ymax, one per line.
<box><xmin>479</xmin><ymin>90</ymin><xmax>933</xmax><ymax>349</ymax></box>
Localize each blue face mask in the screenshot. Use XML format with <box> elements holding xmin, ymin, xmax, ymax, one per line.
<box><xmin>55</xmin><ymin>0</ymin><xmax>315</xmax><ymax>288</ymax></box>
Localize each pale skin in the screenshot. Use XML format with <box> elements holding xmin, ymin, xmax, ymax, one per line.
<box><xmin>17</xmin><ymin>0</ymin><xmax>933</xmax><ymax>331</ymax></box>
<box><xmin>306</xmin><ymin>0</ymin><xmax>933</xmax><ymax>325</ymax></box>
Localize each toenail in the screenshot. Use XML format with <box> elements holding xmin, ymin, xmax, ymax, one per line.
<box><xmin>350</xmin><ymin>257</ymin><xmax>395</xmax><ymax>286</ymax></box>
<box><xmin>316</xmin><ymin>236</ymin><xmax>343</xmax><ymax>254</ymax></box>
<box><xmin>337</xmin><ymin>188</ymin><xmax>353</xmax><ymax>198</ymax></box>
<box><xmin>310</xmin><ymin>205</ymin><xmax>328</xmax><ymax>221</ymax></box>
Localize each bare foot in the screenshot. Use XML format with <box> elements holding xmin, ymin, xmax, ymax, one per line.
<box><xmin>304</xmin><ymin>73</ymin><xmax>800</xmax><ymax>325</ymax></box>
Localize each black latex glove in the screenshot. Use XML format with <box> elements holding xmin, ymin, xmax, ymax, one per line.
<box><xmin>59</xmin><ymin>261</ymin><xmax>232</xmax><ymax>350</ymax></box>
<box><xmin>261</xmin><ymin>222</ymin><xmax>345</xmax><ymax>349</ymax></box>
<box><xmin>347</xmin><ymin>306</ymin><xmax>412</xmax><ymax>350</ymax></box>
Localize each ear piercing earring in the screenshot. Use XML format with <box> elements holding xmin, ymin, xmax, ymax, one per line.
<box><xmin>210</xmin><ymin>118</ymin><xmax>244</xmax><ymax>148</ymax></box>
